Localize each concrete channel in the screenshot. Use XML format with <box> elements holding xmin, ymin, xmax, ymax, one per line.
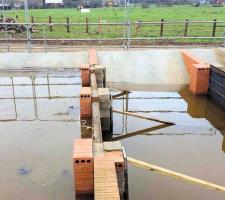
<box><xmin>0</xmin><ymin>48</ymin><xmax>224</xmax><ymax>200</ymax></box>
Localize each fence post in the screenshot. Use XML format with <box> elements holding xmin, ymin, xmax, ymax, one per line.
<box><xmin>136</xmin><ymin>18</ymin><xmax>141</xmax><ymax>35</ymax></box>
<box><xmin>5</xmin><ymin>25</ymin><xmax>9</xmax><ymax>52</ymax></box>
<box><xmin>212</xmin><ymin>19</ymin><xmax>217</xmax><ymax>37</ymax></box>
<box><xmin>184</xmin><ymin>19</ymin><xmax>189</xmax><ymax>37</ymax></box>
<box><xmin>126</xmin><ymin>20</ymin><xmax>131</xmax><ymax>50</ymax></box>
<box><xmin>85</xmin><ymin>17</ymin><xmax>89</xmax><ymax>33</ymax></box>
<box><xmin>49</xmin><ymin>16</ymin><xmax>53</xmax><ymax>32</ymax></box>
<box><xmin>160</xmin><ymin>19</ymin><xmax>164</xmax><ymax>37</ymax></box>
<box><xmin>31</xmin><ymin>16</ymin><xmax>34</xmax><ymax>23</ymax></box>
<box><xmin>98</xmin><ymin>17</ymin><xmax>102</xmax><ymax>33</ymax></box>
<box><xmin>16</xmin><ymin>15</ymin><xmax>19</xmax><ymax>22</ymax></box>
<box><xmin>43</xmin><ymin>24</ymin><xmax>48</xmax><ymax>52</ymax></box>
<box><xmin>66</xmin><ymin>17</ymin><xmax>70</xmax><ymax>33</ymax></box>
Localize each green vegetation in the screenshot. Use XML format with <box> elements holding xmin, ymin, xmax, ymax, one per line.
<box><xmin>4</xmin><ymin>5</ymin><xmax>225</xmax><ymax>22</ymax></box>
<box><xmin>2</xmin><ymin>5</ymin><xmax>225</xmax><ymax>42</ymax></box>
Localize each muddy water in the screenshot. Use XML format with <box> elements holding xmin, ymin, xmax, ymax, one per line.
<box><xmin>0</xmin><ymin>73</ymin><xmax>81</xmax><ymax>200</ymax></box>
<box><xmin>111</xmin><ymin>84</ymin><xmax>225</xmax><ymax>200</ymax></box>
<box><xmin>0</xmin><ymin>74</ymin><xmax>224</xmax><ymax>200</ymax></box>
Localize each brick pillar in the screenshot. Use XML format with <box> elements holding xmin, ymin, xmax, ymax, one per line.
<box><xmin>80</xmin><ymin>87</ymin><xmax>92</xmax><ymax>118</ymax></box>
<box><xmin>181</xmin><ymin>50</ymin><xmax>203</xmax><ymax>76</ymax></box>
<box><xmin>73</xmin><ymin>139</ymin><xmax>94</xmax><ymax>195</ymax></box>
<box><xmin>89</xmin><ymin>49</ymin><xmax>97</xmax><ymax>65</ymax></box>
<box><xmin>190</xmin><ymin>63</ymin><xmax>210</xmax><ymax>94</ymax></box>
<box><xmin>81</xmin><ymin>64</ymin><xmax>90</xmax><ymax>87</ymax></box>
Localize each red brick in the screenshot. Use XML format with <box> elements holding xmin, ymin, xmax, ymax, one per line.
<box><xmin>181</xmin><ymin>50</ymin><xmax>203</xmax><ymax>76</ymax></box>
<box><xmin>81</xmin><ymin>64</ymin><xmax>90</xmax><ymax>87</ymax></box>
<box><xmin>89</xmin><ymin>49</ymin><xmax>97</xmax><ymax>65</ymax></box>
<box><xmin>189</xmin><ymin>63</ymin><xmax>210</xmax><ymax>94</ymax></box>
<box><xmin>75</xmin><ymin>173</ymin><xmax>94</xmax><ymax>179</ymax></box>
<box><xmin>80</xmin><ymin>87</ymin><xmax>92</xmax><ymax>118</ymax></box>
<box><xmin>73</xmin><ymin>139</ymin><xmax>94</xmax><ymax>195</ymax></box>
<box><xmin>181</xmin><ymin>50</ymin><xmax>210</xmax><ymax>95</ymax></box>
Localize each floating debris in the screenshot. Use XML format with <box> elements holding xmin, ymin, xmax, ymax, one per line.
<box><xmin>18</xmin><ymin>166</ymin><xmax>32</xmax><ymax>176</ymax></box>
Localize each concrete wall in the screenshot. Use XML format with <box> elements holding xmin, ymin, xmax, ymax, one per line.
<box><xmin>0</xmin><ymin>48</ymin><xmax>220</xmax><ymax>86</ymax></box>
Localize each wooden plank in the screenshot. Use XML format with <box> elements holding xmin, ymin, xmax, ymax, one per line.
<box><xmin>128</xmin><ymin>157</ymin><xmax>225</xmax><ymax>192</ymax></box>
<box><xmin>113</xmin><ymin>109</ymin><xmax>175</xmax><ymax>125</ymax></box>
<box><xmin>112</xmin><ymin>90</ymin><xmax>131</xmax><ymax>99</ymax></box>
<box><xmin>94</xmin><ymin>157</ymin><xmax>120</xmax><ymax>200</ymax></box>
<box><xmin>111</xmin><ymin>124</ymin><xmax>173</xmax><ymax>141</ymax></box>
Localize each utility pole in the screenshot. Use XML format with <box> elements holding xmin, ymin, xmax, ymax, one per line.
<box><xmin>124</xmin><ymin>0</ymin><xmax>130</xmax><ymax>50</ymax></box>
<box><xmin>42</xmin><ymin>0</ymin><xmax>45</xmax><ymax>8</ymax></box>
<box><xmin>1</xmin><ymin>0</ymin><xmax>5</xmax><ymax>21</ymax></box>
<box><xmin>24</xmin><ymin>0</ymin><xmax>31</xmax><ymax>52</ymax></box>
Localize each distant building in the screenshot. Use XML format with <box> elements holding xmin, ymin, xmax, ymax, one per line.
<box><xmin>0</xmin><ymin>1</ymin><xmax>12</xmax><ymax>10</ymax></box>
<box><xmin>211</xmin><ymin>0</ymin><xmax>224</xmax><ymax>6</ymax></box>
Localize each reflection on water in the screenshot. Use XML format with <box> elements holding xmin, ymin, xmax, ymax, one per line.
<box><xmin>0</xmin><ymin>73</ymin><xmax>81</xmax><ymax>200</ymax></box>
<box><xmin>0</xmin><ymin>74</ymin><xmax>81</xmax><ymax>122</ymax></box>
<box><xmin>111</xmin><ymin>84</ymin><xmax>225</xmax><ymax>200</ymax></box>
<box><xmin>0</xmin><ymin>74</ymin><xmax>225</xmax><ymax>200</ymax></box>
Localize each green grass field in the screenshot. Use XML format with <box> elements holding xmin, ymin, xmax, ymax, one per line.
<box><xmin>2</xmin><ymin>5</ymin><xmax>225</xmax><ymax>43</ymax></box>
<box><xmin>4</xmin><ymin>5</ymin><xmax>225</xmax><ymax>22</ymax></box>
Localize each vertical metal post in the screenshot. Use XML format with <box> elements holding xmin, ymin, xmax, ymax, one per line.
<box><xmin>1</xmin><ymin>0</ymin><xmax>4</xmax><ymax>17</ymax></box>
<box><xmin>125</xmin><ymin>93</ymin><xmax>128</xmax><ymax>112</ymax></box>
<box><xmin>43</xmin><ymin>23</ymin><xmax>47</xmax><ymax>52</ymax></box>
<box><xmin>47</xmin><ymin>75</ymin><xmax>51</xmax><ymax>99</ymax></box>
<box><xmin>122</xmin><ymin>146</ymin><xmax>129</xmax><ymax>200</ymax></box>
<box><xmin>31</xmin><ymin>76</ymin><xmax>38</xmax><ymax>120</ymax></box>
<box><xmin>24</xmin><ymin>0</ymin><xmax>31</xmax><ymax>52</ymax></box>
<box><xmin>1</xmin><ymin>0</ymin><xmax>9</xmax><ymax>52</ymax></box>
<box><xmin>122</xmin><ymin>94</ymin><xmax>125</xmax><ymax>134</ymax></box>
<box><xmin>127</xmin><ymin>20</ymin><xmax>131</xmax><ymax>50</ymax></box>
<box><xmin>11</xmin><ymin>77</ymin><xmax>18</xmax><ymax>119</ymax></box>
<box><xmin>124</xmin><ymin>0</ymin><xmax>130</xmax><ymax>50</ymax></box>
<box><xmin>5</xmin><ymin>24</ymin><xmax>9</xmax><ymax>52</ymax></box>
<box><xmin>6</xmin><ymin>34</ymin><xmax>9</xmax><ymax>52</ymax></box>
<box><xmin>125</xmin><ymin>93</ymin><xmax>128</xmax><ymax>134</ymax></box>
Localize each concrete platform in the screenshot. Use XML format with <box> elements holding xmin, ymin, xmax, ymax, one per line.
<box><xmin>0</xmin><ymin>48</ymin><xmax>223</xmax><ymax>90</ymax></box>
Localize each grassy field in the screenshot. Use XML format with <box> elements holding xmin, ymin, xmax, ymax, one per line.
<box><xmin>2</xmin><ymin>5</ymin><xmax>225</xmax><ymax>43</ymax></box>
<box><xmin>3</xmin><ymin>5</ymin><xmax>225</xmax><ymax>22</ymax></box>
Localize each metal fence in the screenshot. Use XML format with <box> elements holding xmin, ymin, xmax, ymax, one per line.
<box><xmin>1</xmin><ymin>20</ymin><xmax>225</xmax><ymax>51</ymax></box>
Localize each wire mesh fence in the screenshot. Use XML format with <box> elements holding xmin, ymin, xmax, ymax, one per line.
<box><xmin>0</xmin><ymin>19</ymin><xmax>225</xmax><ymax>51</ymax></box>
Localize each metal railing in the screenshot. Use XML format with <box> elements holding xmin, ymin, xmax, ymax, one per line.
<box><xmin>0</xmin><ymin>73</ymin><xmax>81</xmax><ymax>122</ymax></box>
<box><xmin>0</xmin><ymin>20</ymin><xmax>225</xmax><ymax>51</ymax></box>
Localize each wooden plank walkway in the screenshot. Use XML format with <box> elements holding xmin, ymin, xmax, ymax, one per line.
<box><xmin>94</xmin><ymin>157</ymin><xmax>120</xmax><ymax>200</ymax></box>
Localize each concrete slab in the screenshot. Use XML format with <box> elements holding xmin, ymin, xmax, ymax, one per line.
<box><xmin>0</xmin><ymin>48</ymin><xmax>222</xmax><ymax>88</ymax></box>
<box><xmin>103</xmin><ymin>141</ymin><xmax>122</xmax><ymax>152</ymax></box>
